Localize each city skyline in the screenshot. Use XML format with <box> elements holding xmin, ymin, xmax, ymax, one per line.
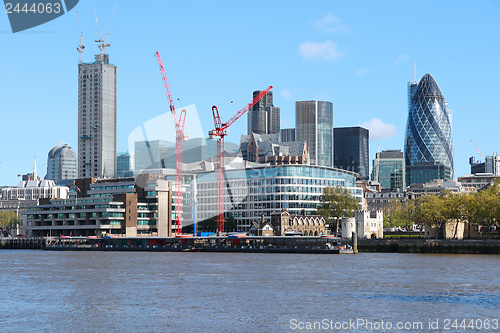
<box><xmin>1</xmin><ymin>1</ymin><xmax>499</xmax><ymax>185</ymax></box>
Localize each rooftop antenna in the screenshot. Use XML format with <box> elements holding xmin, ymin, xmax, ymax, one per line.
<box><xmin>76</xmin><ymin>11</ymin><xmax>85</xmax><ymax>63</ymax></box>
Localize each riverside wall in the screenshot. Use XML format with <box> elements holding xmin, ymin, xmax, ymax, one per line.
<box><xmin>358</xmin><ymin>239</ymin><xmax>500</xmax><ymax>254</ymax></box>
<box><xmin>2</xmin><ymin>237</ymin><xmax>500</xmax><ymax>254</ymax></box>
<box><xmin>0</xmin><ymin>237</ymin><xmax>45</xmax><ymax>249</ymax></box>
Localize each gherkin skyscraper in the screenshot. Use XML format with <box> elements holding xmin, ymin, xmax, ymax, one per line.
<box><xmin>405</xmin><ymin>74</ymin><xmax>454</xmax><ymax>184</ymax></box>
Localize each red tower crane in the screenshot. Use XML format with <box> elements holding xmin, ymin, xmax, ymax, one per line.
<box><xmin>208</xmin><ymin>86</ymin><xmax>273</xmax><ymax>233</ymax></box>
<box><xmin>155</xmin><ymin>51</ymin><xmax>187</xmax><ymax>235</ymax></box>
<box><xmin>471</xmin><ymin>140</ymin><xmax>483</xmax><ymax>159</ymax></box>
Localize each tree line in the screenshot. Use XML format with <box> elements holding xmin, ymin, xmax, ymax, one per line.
<box><xmin>385</xmin><ymin>181</ymin><xmax>500</xmax><ymax>238</ymax></box>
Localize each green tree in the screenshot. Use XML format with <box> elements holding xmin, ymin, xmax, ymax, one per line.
<box><xmin>0</xmin><ymin>211</ymin><xmax>20</xmax><ymax>237</ymax></box>
<box><xmin>442</xmin><ymin>191</ymin><xmax>470</xmax><ymax>239</ymax></box>
<box><xmin>414</xmin><ymin>194</ymin><xmax>447</xmax><ymax>239</ymax></box>
<box><xmin>472</xmin><ymin>184</ymin><xmax>500</xmax><ymax>227</ymax></box>
<box><xmin>199</xmin><ymin>216</ymin><xmax>237</xmax><ymax>233</ymax></box>
<box><xmin>384</xmin><ymin>199</ymin><xmax>415</xmax><ymax>230</ymax></box>
<box><xmin>317</xmin><ymin>186</ymin><xmax>359</xmax><ymax>235</ymax></box>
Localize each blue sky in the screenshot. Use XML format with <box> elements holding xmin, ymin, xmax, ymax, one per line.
<box><xmin>1</xmin><ymin>0</ymin><xmax>499</xmax><ymax>185</ymax></box>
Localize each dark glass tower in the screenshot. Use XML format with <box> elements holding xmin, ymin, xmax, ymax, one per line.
<box><xmin>405</xmin><ymin>74</ymin><xmax>454</xmax><ymax>184</ymax></box>
<box><xmin>333</xmin><ymin>127</ymin><xmax>369</xmax><ymax>180</ymax></box>
<box><xmin>247</xmin><ymin>90</ymin><xmax>280</xmax><ymax>135</ymax></box>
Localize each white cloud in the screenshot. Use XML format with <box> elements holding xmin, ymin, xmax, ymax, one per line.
<box><xmin>314</xmin><ymin>13</ymin><xmax>349</xmax><ymax>33</ymax></box>
<box><xmin>394</xmin><ymin>54</ymin><xmax>410</xmax><ymax>64</ymax></box>
<box><xmin>356</xmin><ymin>69</ymin><xmax>368</xmax><ymax>76</ymax></box>
<box><xmin>280</xmin><ymin>88</ymin><xmax>292</xmax><ymax>100</ymax></box>
<box><xmin>299</xmin><ymin>40</ymin><xmax>344</xmax><ymax>61</ymax></box>
<box><xmin>360</xmin><ymin>118</ymin><xmax>397</xmax><ymax>140</ymax></box>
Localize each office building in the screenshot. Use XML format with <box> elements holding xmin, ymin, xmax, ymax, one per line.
<box><xmin>365</xmin><ymin>190</ymin><xmax>406</xmax><ymax>212</ymax></box>
<box><xmin>125</xmin><ymin>155</ymin><xmax>363</xmax><ymax>232</ymax></box>
<box><xmin>247</xmin><ymin>90</ymin><xmax>280</xmax><ymax>135</ymax></box>
<box><xmin>334</xmin><ymin>126</ymin><xmax>369</xmax><ymax>180</ymax></box>
<box><xmin>407</xmin><ymin>179</ymin><xmax>465</xmax><ymax>199</ymax></box>
<box><xmin>405</xmin><ymin>74</ymin><xmax>454</xmax><ymax>184</ymax></box>
<box><xmin>406</xmin><ymin>162</ymin><xmax>452</xmax><ymax>185</ymax></box>
<box><xmin>134</xmin><ymin>138</ymin><xmax>238</xmax><ymax>172</ymax></box>
<box><xmin>22</xmin><ymin>174</ymin><xmax>173</xmax><ymax>237</ymax></box>
<box><xmin>1</xmin><ymin>179</ymin><xmax>69</xmax><ymax>202</ymax></box>
<box><xmin>2</xmin><ymin>157</ymin><xmax>69</xmax><ymax>205</ymax></box>
<box><xmin>469</xmin><ymin>154</ymin><xmax>500</xmax><ymax>176</ymax></box>
<box><xmin>117</xmin><ymin>152</ymin><xmax>133</xmax><ymax>177</ymax></box>
<box><xmin>134</xmin><ymin>139</ymin><xmax>174</xmax><ymax>171</ymax></box>
<box><xmin>193</xmin><ymin>162</ymin><xmax>362</xmax><ymax>231</ymax></box>
<box><xmin>371</xmin><ymin>149</ymin><xmax>405</xmax><ymax>191</ymax></box>
<box><xmin>280</xmin><ymin>128</ymin><xmax>295</xmax><ymax>142</ymax></box>
<box><xmin>46</xmin><ymin>143</ymin><xmax>77</xmax><ymax>184</ymax></box>
<box><xmin>296</xmin><ymin>101</ymin><xmax>333</xmax><ymax>168</ymax></box>
<box><xmin>458</xmin><ymin>174</ymin><xmax>498</xmax><ymax>192</ymax></box>
<box><xmin>78</xmin><ymin>53</ymin><xmax>117</xmax><ymax>178</ymax></box>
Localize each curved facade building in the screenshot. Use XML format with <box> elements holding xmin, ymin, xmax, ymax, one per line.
<box><xmin>46</xmin><ymin>144</ymin><xmax>77</xmax><ymax>184</ymax></box>
<box><xmin>405</xmin><ymin>74</ymin><xmax>454</xmax><ymax>184</ymax></box>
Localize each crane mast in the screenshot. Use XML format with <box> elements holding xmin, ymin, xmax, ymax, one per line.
<box><xmin>76</xmin><ymin>11</ymin><xmax>85</xmax><ymax>63</ymax></box>
<box><xmin>155</xmin><ymin>51</ymin><xmax>187</xmax><ymax>236</ymax></box>
<box><xmin>209</xmin><ymin>86</ymin><xmax>273</xmax><ymax>233</ymax></box>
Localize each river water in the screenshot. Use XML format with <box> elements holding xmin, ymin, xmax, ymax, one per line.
<box><xmin>0</xmin><ymin>251</ymin><xmax>499</xmax><ymax>332</ymax></box>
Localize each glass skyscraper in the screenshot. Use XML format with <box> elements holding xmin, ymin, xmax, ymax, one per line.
<box><xmin>405</xmin><ymin>74</ymin><xmax>454</xmax><ymax>184</ymax></box>
<box><xmin>117</xmin><ymin>152</ymin><xmax>133</xmax><ymax>178</ymax></box>
<box><xmin>296</xmin><ymin>101</ymin><xmax>333</xmax><ymax>168</ymax></box>
<box><xmin>247</xmin><ymin>90</ymin><xmax>280</xmax><ymax>135</ymax></box>
<box><xmin>333</xmin><ymin>127</ymin><xmax>369</xmax><ymax>180</ymax></box>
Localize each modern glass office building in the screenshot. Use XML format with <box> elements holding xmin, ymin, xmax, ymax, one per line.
<box><xmin>280</xmin><ymin>128</ymin><xmax>295</xmax><ymax>142</ymax></box>
<box><xmin>405</xmin><ymin>74</ymin><xmax>454</xmax><ymax>184</ymax></box>
<box><xmin>371</xmin><ymin>149</ymin><xmax>405</xmax><ymax>191</ymax></box>
<box><xmin>247</xmin><ymin>90</ymin><xmax>280</xmax><ymax>135</ymax></box>
<box><xmin>296</xmin><ymin>101</ymin><xmax>333</xmax><ymax>168</ymax></box>
<box><xmin>134</xmin><ymin>138</ymin><xmax>237</xmax><ymax>172</ymax></box>
<box><xmin>194</xmin><ymin>164</ymin><xmax>362</xmax><ymax>231</ymax></box>
<box><xmin>334</xmin><ymin>127</ymin><xmax>369</xmax><ymax>180</ymax></box>
<box><xmin>117</xmin><ymin>152</ymin><xmax>133</xmax><ymax>177</ymax></box>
